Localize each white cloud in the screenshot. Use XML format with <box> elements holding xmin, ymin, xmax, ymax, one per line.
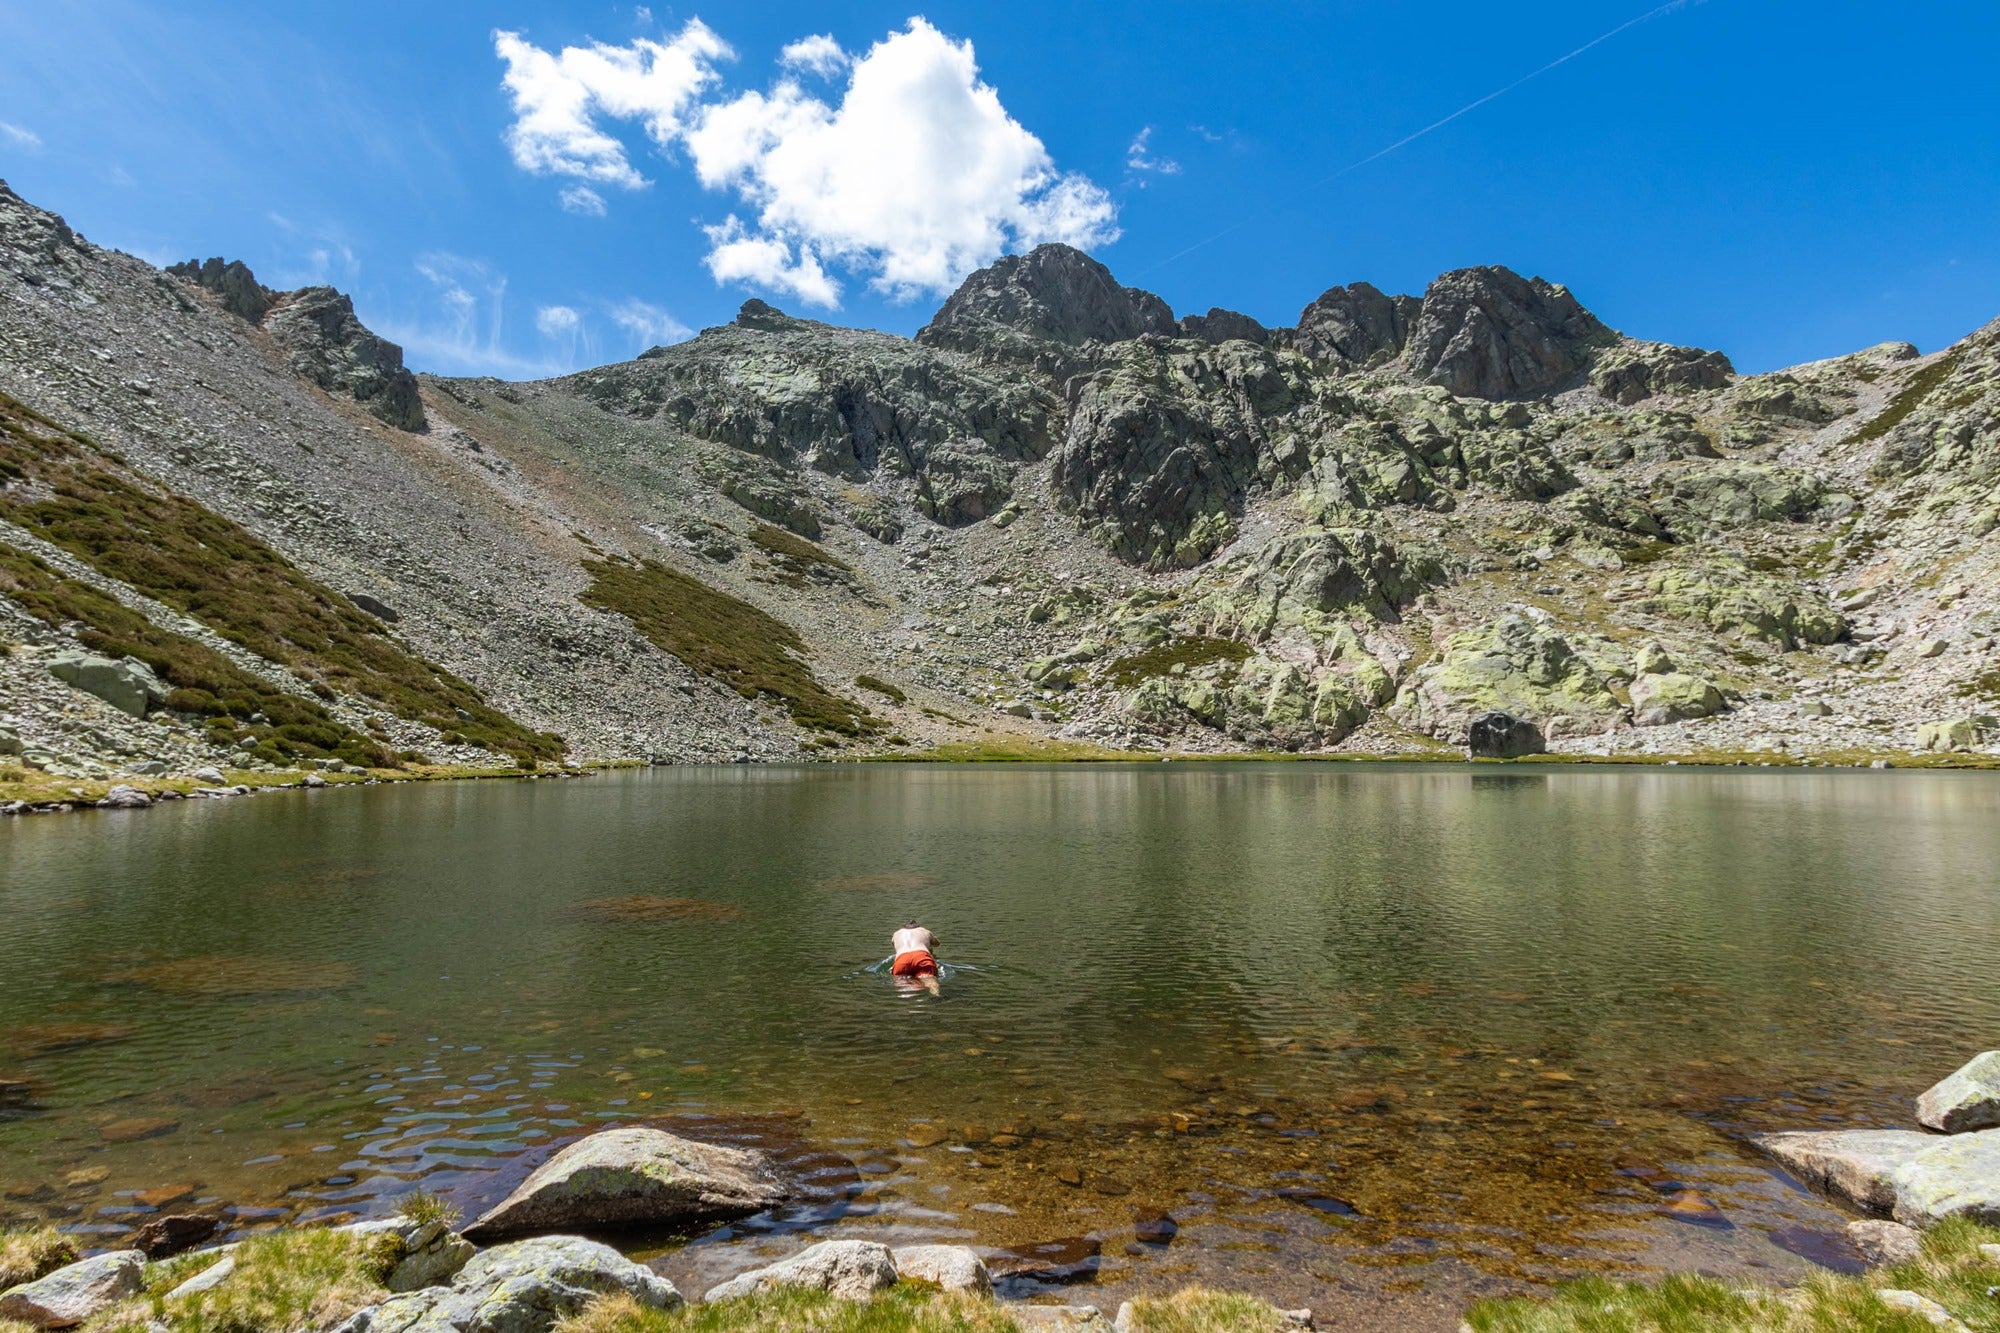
<box><xmin>493</xmin><ymin>21</ymin><xmax>730</xmax><ymax>189</ymax></box>
<box><xmin>607</xmin><ymin>297</ymin><xmax>692</xmax><ymax>349</ymax></box>
<box><xmin>535</xmin><ymin>304</ymin><xmax>581</xmax><ymax>336</ymax></box>
<box><xmin>105</xmin><ymin>165</ymin><xmax>137</xmax><ymax>188</ymax></box>
<box><xmin>1125</xmin><ymin>127</ymin><xmax>1179</xmax><ymax>177</ymax></box>
<box><xmin>682</xmin><ymin>19</ymin><xmax>1117</xmax><ymax>306</ymax></box>
<box><xmin>778</xmin><ymin>34</ymin><xmax>847</xmax><ymax>78</ymax></box>
<box><xmin>559</xmin><ymin>184</ymin><xmax>608</xmax><ymax>216</ymax></box>
<box><xmin>0</xmin><ymin>121</ymin><xmax>42</xmax><ymax>151</ymax></box>
<box><xmin>490</xmin><ymin>17</ymin><xmax>1117</xmax><ymax>308</ymax></box>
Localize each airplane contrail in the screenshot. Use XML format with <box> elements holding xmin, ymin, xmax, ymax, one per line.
<box><xmin>1139</xmin><ymin>0</ymin><xmax>1703</xmax><ymax>276</ymax></box>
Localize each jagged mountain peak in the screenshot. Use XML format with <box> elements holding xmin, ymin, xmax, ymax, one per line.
<box><xmin>918</xmin><ymin>242</ymin><xmax>1177</xmax><ymax>350</ymax></box>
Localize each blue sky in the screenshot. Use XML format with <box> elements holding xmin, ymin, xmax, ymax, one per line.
<box><xmin>2</xmin><ymin>1</ymin><xmax>1995</xmax><ymax>378</ymax></box>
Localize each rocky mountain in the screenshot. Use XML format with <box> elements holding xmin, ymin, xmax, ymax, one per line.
<box><xmin>1</xmin><ymin>177</ymin><xmax>1996</xmax><ymax>780</ymax></box>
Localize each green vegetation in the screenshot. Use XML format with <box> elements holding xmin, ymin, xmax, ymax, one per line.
<box><xmin>0</xmin><ymin>544</ymin><xmax>394</xmax><ymax>768</ymax></box>
<box><xmin>1101</xmin><ymin>636</ymin><xmax>1252</xmax><ymax>689</ymax></box>
<box><xmin>1465</xmin><ymin>1218</ymin><xmax>2000</xmax><ymax>1332</ymax></box>
<box><xmin>581</xmin><ymin>557</ymin><xmax>871</xmax><ymax>735</ymax></box>
<box><xmin>749</xmin><ymin>523</ymin><xmax>856</xmax><ymax>590</ymax></box>
<box><xmin>0</xmin><ymin>1224</ymin><xmax>78</xmax><ymax>1289</ymax></box>
<box><xmin>855</xmin><ymin>674</ymin><xmax>907</xmax><ymax>703</ymax></box>
<box><xmin>85</xmin><ymin>1229</ymin><xmax>390</xmax><ymax>1333</ymax></box>
<box><xmin>559</xmin><ymin>1285</ymin><xmax>1307</xmax><ymax>1333</ymax></box>
<box><xmin>1850</xmin><ymin>352</ymin><xmax>1960</xmax><ymax>446</ymax></box>
<box><xmin>0</xmin><ymin>394</ymin><xmax>561</xmax><ymax>763</ymax></box>
<box><xmin>395</xmin><ymin>1187</ymin><xmax>461</xmax><ymax>1228</ymax></box>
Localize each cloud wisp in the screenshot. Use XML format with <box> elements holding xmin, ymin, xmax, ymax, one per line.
<box><xmin>0</xmin><ymin>121</ymin><xmax>43</xmax><ymax>152</ymax></box>
<box><xmin>492</xmin><ymin>17</ymin><xmax>1118</xmax><ymax>307</ymax></box>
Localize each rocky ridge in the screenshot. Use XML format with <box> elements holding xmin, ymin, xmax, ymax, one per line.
<box><xmin>4</xmin><ymin>178</ymin><xmax>1999</xmax><ymax>774</ymax></box>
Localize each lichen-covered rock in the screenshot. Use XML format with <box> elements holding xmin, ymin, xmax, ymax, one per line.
<box><xmin>0</xmin><ymin>1250</ymin><xmax>145</xmax><ymax>1328</ymax></box>
<box><xmin>1847</xmin><ymin>1219</ymin><xmax>1923</xmax><ymax>1267</ymax></box>
<box><xmin>1629</xmin><ymin>670</ymin><xmax>1726</xmax><ymax>726</ymax></box>
<box><xmin>344</xmin><ymin>1217</ymin><xmax>476</xmax><ymax>1293</ymax></box>
<box><xmin>1891</xmin><ymin>1132</ymin><xmax>2000</xmax><ymax>1226</ymax></box>
<box><xmin>1199</xmin><ymin>528</ymin><xmax>1445</xmax><ymax>635</ymax></box>
<box><xmin>1626</xmin><ymin>560</ymin><xmax>1844</xmax><ymax>648</ymax></box>
<box><xmin>462</xmin><ymin>1127</ymin><xmax>786</xmax><ymax>1242</ymax></box>
<box><xmin>1394</xmin><ymin>614</ymin><xmax>1626</xmax><ymax>741</ymax></box>
<box><xmin>1403</xmin><ymin>266</ymin><xmax>1616</xmax><ymax>399</ymax></box>
<box><xmin>1178</xmin><ymin>308</ymin><xmax>1272</xmax><ymax>347</ymax></box>
<box><xmin>1658</xmin><ymin>462</ymin><xmax>1850</xmax><ymax>530</ymax></box>
<box><xmin>1589</xmin><ymin>341</ymin><xmax>1735</xmax><ymax>405</ymax></box>
<box><xmin>702</xmin><ymin>1240</ymin><xmax>897</xmax><ymax>1303</ymax></box>
<box><xmin>1918</xmin><ymin>1052</ymin><xmax>2000</xmax><ymax>1133</ymax></box>
<box><xmin>890</xmin><ymin>1245</ymin><xmax>992</xmax><ymax>1296</ymax></box>
<box><xmin>1751</xmin><ymin>1128</ymin><xmax>1937</xmax><ymax>1215</ymax></box>
<box><xmin>263</xmin><ymin>287</ymin><xmax>425</xmax><ymax>432</ymax></box>
<box><xmin>46</xmin><ymin>651</ymin><xmax>167</xmax><ymax>718</ymax></box>
<box><xmin>332</xmin><ymin>1235</ymin><xmax>680</xmax><ymax>1333</ymax></box>
<box><xmin>1919</xmin><ymin>718</ymin><xmax>1999</xmax><ymax>754</ymax></box>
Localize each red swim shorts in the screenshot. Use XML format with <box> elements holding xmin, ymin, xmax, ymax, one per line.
<box><xmin>891</xmin><ymin>950</ymin><xmax>938</xmax><ymax>977</ymax></box>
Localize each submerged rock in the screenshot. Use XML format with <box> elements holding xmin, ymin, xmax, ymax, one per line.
<box><xmin>332</xmin><ymin>1235</ymin><xmax>679</xmax><ymax>1333</ymax></box>
<box><xmin>0</xmin><ymin>1250</ymin><xmax>145</xmax><ymax>1328</ymax></box>
<box><xmin>1918</xmin><ymin>1051</ymin><xmax>2000</xmax><ymax>1133</ymax></box>
<box><xmin>462</xmin><ymin>1126</ymin><xmax>786</xmax><ymax>1242</ymax></box>
<box><xmin>1753</xmin><ymin>1128</ymin><xmax>1936</xmax><ymax>1214</ymax></box>
<box><xmin>131</xmin><ymin>1212</ymin><xmax>218</xmax><ymax>1259</ymax></box>
<box><xmin>703</xmin><ymin>1240</ymin><xmax>898</xmax><ymax>1303</ymax></box>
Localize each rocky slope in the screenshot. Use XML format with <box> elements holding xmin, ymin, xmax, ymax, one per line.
<box><xmin>1</xmin><ymin>177</ymin><xmax>1996</xmax><ymax>778</ymax></box>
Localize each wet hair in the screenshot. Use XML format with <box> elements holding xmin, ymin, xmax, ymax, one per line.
<box><xmin>906</xmin><ymin>919</ymin><xmax>920</xmax><ymax>927</ymax></box>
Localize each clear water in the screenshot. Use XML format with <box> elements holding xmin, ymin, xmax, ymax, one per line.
<box><xmin>3</xmin><ymin>764</ymin><xmax>1997</xmax><ymax>1328</ymax></box>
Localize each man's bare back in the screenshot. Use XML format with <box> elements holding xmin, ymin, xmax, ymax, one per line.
<box><xmin>892</xmin><ymin>924</ymin><xmax>939</xmax><ymax>956</ymax></box>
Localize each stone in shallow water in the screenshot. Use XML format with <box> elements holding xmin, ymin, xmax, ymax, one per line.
<box><xmin>990</xmin><ymin>1236</ymin><xmax>1102</xmax><ymax>1285</ymax></box>
<box><xmin>333</xmin><ymin>1235</ymin><xmax>679</xmax><ymax>1333</ymax></box>
<box><xmin>703</xmin><ymin>1240</ymin><xmax>897</xmax><ymax>1302</ymax></box>
<box><xmin>105</xmin><ymin>955</ymin><xmax>357</xmax><ymax>997</ymax></box>
<box><xmin>562</xmin><ymin>896</ymin><xmax>746</xmax><ymax>924</ymax></box>
<box><xmin>1917</xmin><ymin>1051</ymin><xmax>2000</xmax><ymax>1134</ymax></box>
<box><xmin>99</xmin><ymin>1116</ymin><xmax>179</xmax><ymax>1143</ymax></box>
<box><xmin>462</xmin><ymin>1126</ymin><xmax>786</xmax><ymax>1242</ymax></box>
<box><xmin>0</xmin><ymin>1250</ymin><xmax>145</xmax><ymax>1328</ymax></box>
<box><xmin>132</xmin><ymin>1212</ymin><xmax>219</xmax><ymax>1259</ymax></box>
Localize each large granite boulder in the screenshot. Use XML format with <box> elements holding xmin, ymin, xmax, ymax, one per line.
<box><xmin>1755</xmin><ymin>1127</ymin><xmax>2000</xmax><ymax>1226</ymax></box>
<box><xmin>918</xmin><ymin>244</ymin><xmax>1174</xmax><ymax>350</ymax></box>
<box><xmin>1403</xmin><ymin>266</ymin><xmax>1615</xmax><ymax>399</ymax></box>
<box><xmin>1891</xmin><ymin>1133</ymin><xmax>2000</xmax><ymax>1228</ymax></box>
<box><xmin>1753</xmin><ymin>1129</ymin><xmax>1936</xmax><ymax>1214</ymax></box>
<box><xmin>0</xmin><ymin>1250</ymin><xmax>146</xmax><ymax>1329</ymax></box>
<box><xmin>46</xmin><ymin>652</ymin><xmax>167</xmax><ymax>718</ymax></box>
<box><xmin>1918</xmin><ymin>1052</ymin><xmax>2000</xmax><ymax>1133</ymax></box>
<box><xmin>1466</xmin><ymin>711</ymin><xmax>1545</xmax><ymax>758</ymax></box>
<box><xmin>462</xmin><ymin>1127</ymin><xmax>786</xmax><ymax>1242</ymax></box>
<box><xmin>332</xmin><ymin>1236</ymin><xmax>679</xmax><ymax>1333</ymax></box>
<box><xmin>890</xmin><ymin>1245</ymin><xmax>993</xmax><ymax>1295</ymax></box>
<box><xmin>1629</xmin><ymin>670</ymin><xmax>1726</xmax><ymax>726</ymax></box>
<box><xmin>702</xmin><ymin>1240</ymin><xmax>898</xmax><ymax>1303</ymax></box>
<box><xmin>1590</xmin><ymin>340</ymin><xmax>1735</xmax><ymax>404</ymax></box>
<box><xmin>264</xmin><ymin>286</ymin><xmax>425</xmax><ymax>431</ymax></box>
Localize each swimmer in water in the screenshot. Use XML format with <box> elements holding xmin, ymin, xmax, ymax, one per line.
<box><xmin>889</xmin><ymin>920</ymin><xmax>941</xmax><ymax>994</ymax></box>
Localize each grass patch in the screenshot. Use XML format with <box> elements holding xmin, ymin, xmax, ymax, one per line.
<box><xmin>1849</xmin><ymin>352</ymin><xmax>1960</xmax><ymax>446</ymax></box>
<box><xmin>748</xmin><ymin>523</ymin><xmax>858</xmax><ymax>592</ymax></box>
<box><xmin>395</xmin><ymin>1187</ymin><xmax>461</xmax><ymax>1228</ymax></box>
<box><xmin>561</xmin><ymin>1287</ymin><xmax>1027</xmax><ymax>1333</ymax></box>
<box><xmin>0</xmin><ymin>543</ymin><xmax>395</xmax><ymax>768</ymax></box>
<box><xmin>1465</xmin><ymin>1217</ymin><xmax>2000</xmax><ymax>1332</ymax></box>
<box><xmin>0</xmin><ymin>1224</ymin><xmax>79</xmax><ymax>1289</ymax></box>
<box><xmin>855</xmin><ymin>674</ymin><xmax>907</xmax><ymax>703</ymax></box>
<box><xmin>86</xmin><ymin>1228</ymin><xmax>390</xmax><ymax>1333</ymax></box>
<box><xmin>580</xmin><ymin>557</ymin><xmax>871</xmax><ymax>735</ymax></box>
<box><xmin>1117</xmin><ymin>1289</ymin><xmax>1303</xmax><ymax>1332</ymax></box>
<box><xmin>0</xmin><ymin>393</ymin><xmax>561</xmax><ymax>764</ymax></box>
<box><xmin>1101</xmin><ymin>636</ymin><xmax>1252</xmax><ymax>689</ymax></box>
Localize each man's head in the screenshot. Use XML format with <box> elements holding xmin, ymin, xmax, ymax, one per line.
<box><xmin>905</xmin><ymin>919</ymin><xmax>920</xmax><ymax>928</ymax></box>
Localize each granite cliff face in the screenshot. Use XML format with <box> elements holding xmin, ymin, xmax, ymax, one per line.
<box><xmin>2</xmin><ymin>183</ymin><xmax>1997</xmax><ymax>778</ymax></box>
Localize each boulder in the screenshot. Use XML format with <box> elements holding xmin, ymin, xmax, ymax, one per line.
<box><xmin>1919</xmin><ymin>718</ymin><xmax>1998</xmax><ymax>754</ymax></box>
<box><xmin>1178</xmin><ymin>308</ymin><xmax>1271</xmax><ymax>347</ymax></box>
<box><xmin>0</xmin><ymin>1250</ymin><xmax>146</xmax><ymax>1328</ymax></box>
<box><xmin>99</xmin><ymin>785</ymin><xmax>153</xmax><ymax>811</ymax></box>
<box><xmin>1466</xmin><ymin>711</ymin><xmax>1545</xmax><ymax>758</ymax></box>
<box><xmin>890</xmin><ymin>1245</ymin><xmax>992</xmax><ymax>1295</ymax></box>
<box><xmin>45</xmin><ymin>652</ymin><xmax>167</xmax><ymax>718</ymax></box>
<box><xmin>1847</xmin><ymin>1219</ymin><xmax>1922</xmax><ymax>1267</ymax></box>
<box><xmin>1294</xmin><ymin>282</ymin><xmax>1417</xmax><ymax>365</ymax></box>
<box><xmin>344</xmin><ymin>1217</ymin><xmax>476</xmax><ymax>1293</ymax></box>
<box><xmin>1891</xmin><ymin>1132</ymin><xmax>2000</xmax><ymax>1227</ymax></box>
<box><xmin>1395</xmin><ymin>614</ymin><xmax>1626</xmax><ymax>742</ymax></box>
<box><xmin>263</xmin><ymin>286</ymin><xmax>425</xmax><ymax>431</ymax></box>
<box><xmin>702</xmin><ymin>1240</ymin><xmax>897</xmax><ymax>1303</ymax></box>
<box><xmin>461</xmin><ymin>1127</ymin><xmax>786</xmax><ymax>1242</ymax></box>
<box><xmin>1752</xmin><ymin>1129</ymin><xmax>1937</xmax><ymax>1214</ymax></box>
<box><xmin>1629</xmin><ymin>671</ymin><xmax>1726</xmax><ymax>726</ymax></box>
<box><xmin>331</xmin><ymin>1235</ymin><xmax>680</xmax><ymax>1333</ymax></box>
<box><xmin>1918</xmin><ymin>1052</ymin><xmax>2000</xmax><ymax>1133</ymax></box>
<box><xmin>1875</xmin><ymin>1290</ymin><xmax>1969</xmax><ymax>1329</ymax></box>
